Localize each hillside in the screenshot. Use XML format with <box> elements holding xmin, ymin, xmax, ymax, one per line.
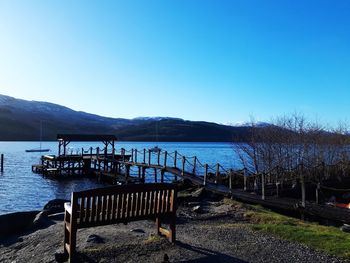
<box><xmin>0</xmin><ymin>94</ymin><xmax>252</xmax><ymax>141</ymax></box>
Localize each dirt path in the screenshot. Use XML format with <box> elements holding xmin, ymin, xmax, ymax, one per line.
<box><xmin>0</xmin><ymin>200</ymin><xmax>347</xmax><ymax>263</ymax></box>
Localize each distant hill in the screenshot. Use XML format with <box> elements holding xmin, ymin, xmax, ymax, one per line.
<box><xmin>0</xmin><ymin>94</ymin><xmax>253</xmax><ymax>142</ymax></box>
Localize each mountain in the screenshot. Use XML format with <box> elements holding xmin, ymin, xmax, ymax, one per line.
<box><xmin>0</xmin><ymin>94</ymin><xmax>253</xmax><ymax>141</ymax></box>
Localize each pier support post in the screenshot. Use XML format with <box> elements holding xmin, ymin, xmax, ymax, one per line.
<box><xmin>125</xmin><ymin>165</ymin><xmax>130</xmax><ymax>184</ymax></box>
<box><xmin>154</xmin><ymin>168</ymin><xmax>157</xmax><ymax>183</ymax></box>
<box><xmin>142</xmin><ymin>167</ymin><xmax>146</xmax><ymax>183</ymax></box>
<box><xmin>161</xmin><ymin>169</ymin><xmax>165</xmax><ymax>183</ymax></box>
<box><xmin>138</xmin><ymin>166</ymin><xmax>141</xmax><ymax>179</ymax></box>
<box><xmin>1</xmin><ymin>154</ymin><xmax>3</xmax><ymax>173</ymax></box>
<box><xmin>148</xmin><ymin>150</ymin><xmax>151</xmax><ymax>165</ymax></box>
<box><xmin>203</xmin><ymin>164</ymin><xmax>208</xmax><ymax>186</ymax></box>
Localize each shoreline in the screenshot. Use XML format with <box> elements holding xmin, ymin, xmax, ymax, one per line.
<box><xmin>1</xmin><ymin>188</ymin><xmax>349</xmax><ymax>263</ymax></box>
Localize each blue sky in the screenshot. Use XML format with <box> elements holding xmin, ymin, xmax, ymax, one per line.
<box><xmin>0</xmin><ymin>1</ymin><xmax>349</xmax><ymax>126</ymax></box>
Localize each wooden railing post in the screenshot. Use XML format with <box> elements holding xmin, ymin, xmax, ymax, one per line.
<box><xmin>90</xmin><ymin>147</ymin><xmax>93</xmax><ymax>158</ymax></box>
<box><xmin>182</xmin><ymin>156</ymin><xmax>185</xmax><ymax>176</ymax></box>
<box><xmin>157</xmin><ymin>151</ymin><xmax>160</xmax><ymax>166</ymax></box>
<box><xmin>261</xmin><ymin>173</ymin><xmax>265</xmax><ymax>200</ymax></box>
<box><xmin>81</xmin><ymin>147</ymin><xmax>84</xmax><ymax>156</ymax></box>
<box><xmin>316</xmin><ymin>182</ymin><xmax>320</xmax><ymax>204</ymax></box>
<box><xmin>215</xmin><ymin>163</ymin><xmax>219</xmax><ymax>184</ymax></box>
<box><xmin>174</xmin><ymin>151</ymin><xmax>177</xmax><ymax>168</ymax></box>
<box><xmin>193</xmin><ymin>156</ymin><xmax>197</xmax><ymax>175</ymax></box>
<box><xmin>154</xmin><ymin>168</ymin><xmax>157</xmax><ymax>183</ymax></box>
<box><xmin>131</xmin><ymin>149</ymin><xmax>134</xmax><ymax>163</ymax></box>
<box><xmin>135</xmin><ymin>149</ymin><xmax>138</xmax><ymax>163</ymax></box>
<box><xmin>143</xmin><ymin>149</ymin><xmax>146</xmax><ymax>163</ymax></box>
<box><xmin>121</xmin><ymin>148</ymin><xmax>125</xmax><ymax>162</ymax></box>
<box><xmin>1</xmin><ymin>154</ymin><xmax>3</xmax><ymax>173</ymax></box>
<box><xmin>300</xmin><ymin>164</ymin><xmax>306</xmax><ymax>208</ymax></box>
<box><xmin>276</xmin><ymin>182</ymin><xmax>280</xmax><ymax>197</ymax></box>
<box><xmin>203</xmin><ymin>164</ymin><xmax>208</xmax><ymax>186</ymax></box>
<box><xmin>164</xmin><ymin>151</ymin><xmax>168</xmax><ymax>167</ymax></box>
<box><xmin>243</xmin><ymin>169</ymin><xmax>247</xmax><ymax>191</ymax></box>
<box><xmin>229</xmin><ymin>169</ymin><xmax>233</xmax><ymax>190</ymax></box>
<box><xmin>96</xmin><ymin>147</ymin><xmax>100</xmax><ymax>158</ymax></box>
<box><xmin>148</xmin><ymin>150</ymin><xmax>151</xmax><ymax>165</ymax></box>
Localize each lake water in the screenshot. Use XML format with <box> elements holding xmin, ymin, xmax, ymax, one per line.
<box><xmin>0</xmin><ymin>141</ymin><xmax>241</xmax><ymax>215</ymax></box>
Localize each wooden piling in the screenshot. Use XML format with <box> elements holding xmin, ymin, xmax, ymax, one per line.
<box><xmin>1</xmin><ymin>154</ymin><xmax>3</xmax><ymax>172</ymax></box>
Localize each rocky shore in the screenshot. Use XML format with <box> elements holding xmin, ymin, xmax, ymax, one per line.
<box><xmin>0</xmin><ymin>187</ymin><xmax>348</xmax><ymax>263</ymax></box>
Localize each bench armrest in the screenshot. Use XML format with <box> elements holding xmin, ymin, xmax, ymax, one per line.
<box><xmin>64</xmin><ymin>202</ymin><xmax>72</xmax><ymax>214</ymax></box>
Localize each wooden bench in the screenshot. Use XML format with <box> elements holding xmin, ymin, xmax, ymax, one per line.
<box><xmin>63</xmin><ymin>183</ymin><xmax>177</xmax><ymax>262</ymax></box>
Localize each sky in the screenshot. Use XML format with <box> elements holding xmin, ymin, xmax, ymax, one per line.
<box><xmin>0</xmin><ymin>0</ymin><xmax>349</xmax><ymax>127</ymax></box>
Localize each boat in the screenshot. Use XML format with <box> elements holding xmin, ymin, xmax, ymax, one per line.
<box><xmin>149</xmin><ymin>121</ymin><xmax>161</xmax><ymax>153</ymax></box>
<box><xmin>25</xmin><ymin>121</ymin><xmax>50</xmax><ymax>153</ymax></box>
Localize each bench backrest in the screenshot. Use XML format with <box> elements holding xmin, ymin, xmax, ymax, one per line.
<box><xmin>70</xmin><ymin>183</ymin><xmax>177</xmax><ymax>228</ymax></box>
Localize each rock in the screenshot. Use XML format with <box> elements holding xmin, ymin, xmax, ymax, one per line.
<box><xmin>43</xmin><ymin>199</ymin><xmax>69</xmax><ymax>215</ymax></box>
<box><xmin>192</xmin><ymin>205</ymin><xmax>202</xmax><ymax>213</ymax></box>
<box><xmin>340</xmin><ymin>224</ymin><xmax>350</xmax><ymax>233</ymax></box>
<box><xmin>130</xmin><ymin>228</ymin><xmax>145</xmax><ymax>234</ymax></box>
<box><xmin>87</xmin><ymin>234</ymin><xmax>105</xmax><ymax>244</ymax></box>
<box><xmin>0</xmin><ymin>211</ymin><xmax>40</xmax><ymax>236</ymax></box>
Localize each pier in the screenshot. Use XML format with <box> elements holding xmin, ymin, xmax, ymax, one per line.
<box><xmin>33</xmin><ymin>134</ymin><xmax>350</xmax><ymax>225</ymax></box>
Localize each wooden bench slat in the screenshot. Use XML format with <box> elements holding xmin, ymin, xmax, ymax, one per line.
<box><xmin>64</xmin><ymin>183</ymin><xmax>177</xmax><ymax>262</ymax></box>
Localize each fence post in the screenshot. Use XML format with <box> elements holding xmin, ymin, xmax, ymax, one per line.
<box><xmin>148</xmin><ymin>150</ymin><xmax>151</xmax><ymax>165</ymax></box>
<box><xmin>135</xmin><ymin>149</ymin><xmax>138</xmax><ymax>163</ymax></box>
<box><xmin>215</xmin><ymin>163</ymin><xmax>220</xmax><ymax>184</ymax></box>
<box><xmin>193</xmin><ymin>156</ymin><xmax>197</xmax><ymax>175</ymax></box>
<box><xmin>157</xmin><ymin>150</ymin><xmax>160</xmax><ymax>165</ymax></box>
<box><xmin>300</xmin><ymin>164</ymin><xmax>306</xmax><ymax>208</ymax></box>
<box><xmin>131</xmin><ymin>149</ymin><xmax>134</xmax><ymax>163</ymax></box>
<box><xmin>203</xmin><ymin>164</ymin><xmax>208</xmax><ymax>186</ymax></box>
<box><xmin>143</xmin><ymin>149</ymin><xmax>146</xmax><ymax>163</ymax></box>
<box><xmin>316</xmin><ymin>182</ymin><xmax>320</xmax><ymax>204</ymax></box>
<box><xmin>174</xmin><ymin>151</ymin><xmax>177</xmax><ymax>168</ymax></box>
<box><xmin>261</xmin><ymin>173</ymin><xmax>265</xmax><ymax>200</ymax></box>
<box><xmin>182</xmin><ymin>156</ymin><xmax>185</xmax><ymax>176</ymax></box>
<box><xmin>164</xmin><ymin>151</ymin><xmax>168</xmax><ymax>167</ymax></box>
<box><xmin>243</xmin><ymin>169</ymin><xmax>247</xmax><ymax>191</ymax></box>
<box><xmin>229</xmin><ymin>169</ymin><xmax>233</xmax><ymax>190</ymax></box>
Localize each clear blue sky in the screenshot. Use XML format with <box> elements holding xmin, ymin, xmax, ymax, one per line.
<box><xmin>0</xmin><ymin>1</ymin><xmax>349</xmax><ymax>126</ymax></box>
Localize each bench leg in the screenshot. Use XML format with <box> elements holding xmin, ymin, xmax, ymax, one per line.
<box><xmin>64</xmin><ymin>212</ymin><xmax>77</xmax><ymax>262</ymax></box>
<box><xmin>156</xmin><ymin>217</ymin><xmax>161</xmax><ymax>235</ymax></box>
<box><xmin>169</xmin><ymin>216</ymin><xmax>176</xmax><ymax>243</ymax></box>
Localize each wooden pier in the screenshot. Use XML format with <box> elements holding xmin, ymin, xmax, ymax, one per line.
<box><xmin>33</xmin><ymin>134</ymin><xmax>350</xmax><ymax>225</ymax></box>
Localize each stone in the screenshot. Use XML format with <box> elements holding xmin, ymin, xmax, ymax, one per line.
<box><xmin>0</xmin><ymin>211</ymin><xmax>40</xmax><ymax>236</ymax></box>
<box><xmin>43</xmin><ymin>199</ymin><xmax>69</xmax><ymax>215</ymax></box>
<box><xmin>130</xmin><ymin>228</ymin><xmax>145</xmax><ymax>234</ymax></box>
<box><xmin>192</xmin><ymin>205</ymin><xmax>202</xmax><ymax>213</ymax></box>
<box><xmin>87</xmin><ymin>234</ymin><xmax>105</xmax><ymax>244</ymax></box>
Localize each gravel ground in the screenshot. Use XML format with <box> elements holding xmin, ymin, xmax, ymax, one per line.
<box><xmin>0</xmin><ymin>200</ymin><xmax>348</xmax><ymax>263</ymax></box>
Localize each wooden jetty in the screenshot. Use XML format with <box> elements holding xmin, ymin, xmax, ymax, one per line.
<box><xmin>33</xmin><ymin>134</ymin><xmax>350</xmax><ymax>225</ymax></box>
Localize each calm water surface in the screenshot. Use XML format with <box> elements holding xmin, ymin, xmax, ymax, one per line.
<box><xmin>0</xmin><ymin>141</ymin><xmax>240</xmax><ymax>215</ymax></box>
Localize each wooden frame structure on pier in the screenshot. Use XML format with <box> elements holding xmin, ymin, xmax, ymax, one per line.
<box><xmin>57</xmin><ymin>134</ymin><xmax>117</xmax><ymax>156</ymax></box>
